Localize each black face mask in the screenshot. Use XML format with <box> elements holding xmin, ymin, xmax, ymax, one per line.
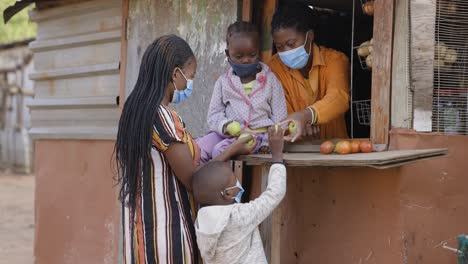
<box><xmin>228</xmin><ymin>59</ymin><xmax>260</xmax><ymax>78</ymax></box>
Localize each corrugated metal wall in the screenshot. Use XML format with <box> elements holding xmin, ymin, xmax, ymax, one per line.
<box><xmin>0</xmin><ymin>45</ymin><xmax>34</xmax><ymax>172</ymax></box>
<box><xmin>28</xmin><ymin>0</ymin><xmax>122</xmax><ymax>140</ymax></box>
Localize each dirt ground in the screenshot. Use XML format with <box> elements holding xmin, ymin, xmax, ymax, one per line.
<box><xmin>0</xmin><ymin>172</ymin><xmax>34</xmax><ymax>264</ymax></box>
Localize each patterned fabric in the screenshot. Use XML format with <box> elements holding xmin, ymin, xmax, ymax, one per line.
<box><xmin>123</xmin><ymin>105</ymin><xmax>200</xmax><ymax>264</ymax></box>
<box><xmin>207</xmin><ymin>62</ymin><xmax>288</xmax><ymax>135</ymax></box>
<box><xmin>268</xmin><ymin>43</ymin><xmax>350</xmax><ymax>139</ymax></box>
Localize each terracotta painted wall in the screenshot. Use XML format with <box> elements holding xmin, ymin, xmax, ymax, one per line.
<box><xmin>390</xmin><ymin>129</ymin><xmax>468</xmax><ymax>263</ymax></box>
<box><xmin>34</xmin><ymin>140</ymin><xmax>120</xmax><ymax>264</ymax></box>
<box><xmin>270</xmin><ymin>129</ymin><xmax>467</xmax><ymax>263</ymax></box>
<box><xmin>278</xmin><ymin>163</ymin><xmax>402</xmax><ymax>263</ymax></box>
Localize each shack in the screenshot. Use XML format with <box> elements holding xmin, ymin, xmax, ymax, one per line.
<box><xmin>4</xmin><ymin>0</ymin><xmax>467</xmax><ymax>263</ymax></box>
<box><xmin>0</xmin><ymin>39</ymin><xmax>34</xmax><ymax>173</ymax></box>
<box><xmin>238</xmin><ymin>1</ymin><xmax>467</xmax><ymax>263</ymax></box>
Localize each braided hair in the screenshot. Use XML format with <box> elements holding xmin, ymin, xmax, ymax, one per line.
<box><xmin>226</xmin><ymin>21</ymin><xmax>259</xmax><ymax>46</ymax></box>
<box><xmin>271</xmin><ymin>3</ymin><xmax>318</xmax><ymax>34</ymax></box>
<box><xmin>115</xmin><ymin>35</ymin><xmax>194</xmax><ymax>215</ymax></box>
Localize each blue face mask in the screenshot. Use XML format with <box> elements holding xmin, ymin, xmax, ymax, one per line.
<box><xmin>228</xmin><ymin>59</ymin><xmax>260</xmax><ymax>78</ymax></box>
<box><xmin>172</xmin><ymin>68</ymin><xmax>193</xmax><ymax>104</ymax></box>
<box><xmin>223</xmin><ymin>180</ymin><xmax>245</xmax><ymax>203</ymax></box>
<box><xmin>278</xmin><ymin>32</ymin><xmax>312</xmax><ymax>69</ymax></box>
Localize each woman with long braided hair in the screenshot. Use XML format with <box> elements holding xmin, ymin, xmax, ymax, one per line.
<box><xmin>115</xmin><ymin>35</ymin><xmax>255</xmax><ymax>264</ymax></box>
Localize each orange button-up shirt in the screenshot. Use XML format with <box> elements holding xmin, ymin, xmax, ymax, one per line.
<box><xmin>268</xmin><ymin>43</ymin><xmax>350</xmax><ymax>139</ymax></box>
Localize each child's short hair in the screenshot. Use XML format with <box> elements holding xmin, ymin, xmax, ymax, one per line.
<box><xmin>226</xmin><ymin>21</ymin><xmax>259</xmax><ymax>45</ymax></box>
<box><xmin>193</xmin><ymin>161</ymin><xmax>232</xmax><ymax>206</ymax></box>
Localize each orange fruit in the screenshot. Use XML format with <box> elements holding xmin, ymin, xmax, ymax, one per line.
<box><xmin>350</xmin><ymin>140</ymin><xmax>361</xmax><ymax>153</ymax></box>
<box><xmin>320</xmin><ymin>141</ymin><xmax>335</xmax><ymax>154</ymax></box>
<box><xmin>360</xmin><ymin>140</ymin><xmax>373</xmax><ymax>153</ymax></box>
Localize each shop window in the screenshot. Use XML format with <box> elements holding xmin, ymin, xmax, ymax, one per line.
<box><xmin>237</xmin><ymin>0</ymin><xmax>447</xmax><ymax>167</ymax></box>
<box><xmin>252</xmin><ymin>0</ymin><xmax>374</xmax><ymax>139</ymax></box>
<box><xmin>431</xmin><ymin>0</ymin><xmax>468</xmax><ymax>135</ymax></box>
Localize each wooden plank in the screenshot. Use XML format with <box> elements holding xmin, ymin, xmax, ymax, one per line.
<box><xmin>259</xmin><ymin>165</ymin><xmax>272</xmax><ymax>263</ymax></box>
<box><xmin>256</xmin><ymin>164</ymin><xmax>282</xmax><ymax>264</ymax></box>
<box><xmin>30</xmin><ymin>108</ymin><xmax>120</xmax><ymax>122</ymax></box>
<box><xmin>367</xmin><ymin>154</ymin><xmax>448</xmax><ymax>169</ymax></box>
<box><xmin>29</xmin><ymin>127</ymin><xmax>117</xmax><ymax>140</ymax></box>
<box><xmin>29</xmin><ymin>0</ymin><xmax>121</xmax><ymax>22</ymax></box>
<box><xmin>34</xmin><ymin>74</ymin><xmax>120</xmax><ymax>98</ymax></box>
<box><xmin>30</xmin><ymin>30</ymin><xmax>121</xmax><ymax>52</ymax></box>
<box><xmin>270</xmin><ymin>204</ymin><xmax>282</xmax><ymax>264</ymax></box>
<box><xmin>260</xmin><ymin>0</ymin><xmax>277</xmax><ymax>63</ymax></box>
<box><xmin>29</xmin><ymin>62</ymin><xmax>120</xmax><ymax>81</ymax></box>
<box><xmin>391</xmin><ymin>0</ymin><xmax>412</xmax><ymax>129</ymax></box>
<box><xmin>242</xmin><ymin>0</ymin><xmax>252</xmax><ymax>22</ymax></box>
<box><xmin>27</xmin><ymin>97</ymin><xmax>117</xmax><ymax>109</ymax></box>
<box><xmin>248</xmin><ymin>165</ymin><xmax>264</xmax><ymax>200</ymax></box>
<box><xmin>241</xmin><ymin>148</ymin><xmax>448</xmax><ymax>167</ymax></box>
<box><xmin>34</xmin><ymin>0</ymin><xmax>82</xmax><ymax>10</ymax></box>
<box><xmin>411</xmin><ymin>0</ymin><xmax>436</xmax><ymax>131</ymax></box>
<box><xmin>31</xmin><ymin>119</ymin><xmax>119</xmax><ymax>129</ymax></box>
<box><xmin>37</xmin><ymin>7</ymin><xmax>122</xmax><ymax>40</ymax></box>
<box><xmin>34</xmin><ymin>42</ymin><xmax>121</xmax><ymax>70</ymax></box>
<box><xmin>370</xmin><ymin>0</ymin><xmax>395</xmax><ymax>146</ymax></box>
<box><xmin>233</xmin><ymin>160</ymin><xmax>244</xmax><ymax>184</ymax></box>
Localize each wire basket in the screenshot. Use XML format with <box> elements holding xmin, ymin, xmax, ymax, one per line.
<box><xmin>353</xmin><ymin>44</ymin><xmax>373</xmax><ymax>71</ymax></box>
<box><xmin>353</xmin><ymin>100</ymin><xmax>371</xmax><ymax>125</ymax></box>
<box><xmin>360</xmin><ymin>0</ymin><xmax>375</xmax><ymax>16</ymax></box>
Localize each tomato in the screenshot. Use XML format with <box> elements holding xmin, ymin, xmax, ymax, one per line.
<box><xmin>360</xmin><ymin>140</ymin><xmax>373</xmax><ymax>153</ymax></box>
<box><xmin>320</xmin><ymin>141</ymin><xmax>335</xmax><ymax>154</ymax></box>
<box><xmin>335</xmin><ymin>140</ymin><xmax>352</xmax><ymax>155</ymax></box>
<box><xmin>350</xmin><ymin>140</ymin><xmax>361</xmax><ymax>153</ymax></box>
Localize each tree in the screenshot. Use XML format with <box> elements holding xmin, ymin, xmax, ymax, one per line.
<box><xmin>0</xmin><ymin>0</ymin><xmax>37</xmax><ymax>44</ymax></box>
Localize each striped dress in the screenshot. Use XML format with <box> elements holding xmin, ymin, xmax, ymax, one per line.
<box><xmin>123</xmin><ymin>105</ymin><xmax>200</xmax><ymax>264</ymax></box>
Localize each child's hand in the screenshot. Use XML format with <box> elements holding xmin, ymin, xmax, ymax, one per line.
<box><xmin>228</xmin><ymin>134</ymin><xmax>256</xmax><ymax>156</ymax></box>
<box><xmin>268</xmin><ymin>125</ymin><xmax>284</xmax><ymax>163</ymax></box>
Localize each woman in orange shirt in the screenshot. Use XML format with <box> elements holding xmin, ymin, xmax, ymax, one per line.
<box><xmin>268</xmin><ymin>4</ymin><xmax>350</xmax><ymax>141</ymax></box>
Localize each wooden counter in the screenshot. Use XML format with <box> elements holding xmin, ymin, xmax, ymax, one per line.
<box><xmin>238</xmin><ymin>148</ymin><xmax>448</xmax><ymax>263</ymax></box>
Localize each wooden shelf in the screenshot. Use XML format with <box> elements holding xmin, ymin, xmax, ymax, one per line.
<box><xmin>240</xmin><ymin>148</ymin><xmax>448</xmax><ymax>169</ymax></box>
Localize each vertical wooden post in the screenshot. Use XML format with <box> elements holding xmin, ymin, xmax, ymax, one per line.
<box><xmin>258</xmin><ymin>164</ymin><xmax>282</xmax><ymax>264</ymax></box>
<box><xmin>371</xmin><ymin>0</ymin><xmax>395</xmax><ymax>146</ymax></box>
<box><xmin>242</xmin><ymin>0</ymin><xmax>252</xmax><ymax>22</ymax></box>
<box><xmin>233</xmin><ymin>160</ymin><xmax>244</xmax><ymax>184</ymax></box>
<box><xmin>119</xmin><ymin>0</ymin><xmax>129</xmax><ymax>109</ymax></box>
<box><xmin>270</xmin><ymin>204</ymin><xmax>282</xmax><ymax>264</ymax></box>
<box><xmin>391</xmin><ymin>0</ymin><xmax>412</xmax><ymax>129</ymax></box>
<box><xmin>260</xmin><ymin>0</ymin><xmax>277</xmax><ymax>63</ymax></box>
<box><xmin>411</xmin><ymin>0</ymin><xmax>436</xmax><ymax>132</ymax></box>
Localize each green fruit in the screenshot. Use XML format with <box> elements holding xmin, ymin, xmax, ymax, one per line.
<box><xmin>239</xmin><ymin>133</ymin><xmax>254</xmax><ymax>146</ymax></box>
<box><xmin>288</xmin><ymin>121</ymin><xmax>297</xmax><ymax>134</ymax></box>
<box><xmin>226</xmin><ymin>121</ymin><xmax>241</xmax><ymax>136</ymax></box>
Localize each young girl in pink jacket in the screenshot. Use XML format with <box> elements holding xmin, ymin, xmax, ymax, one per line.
<box><xmin>197</xmin><ymin>21</ymin><xmax>287</xmax><ymax>164</ymax></box>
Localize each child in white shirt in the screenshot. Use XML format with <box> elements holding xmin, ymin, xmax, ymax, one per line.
<box><xmin>193</xmin><ymin>125</ymin><xmax>286</xmax><ymax>264</ymax></box>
